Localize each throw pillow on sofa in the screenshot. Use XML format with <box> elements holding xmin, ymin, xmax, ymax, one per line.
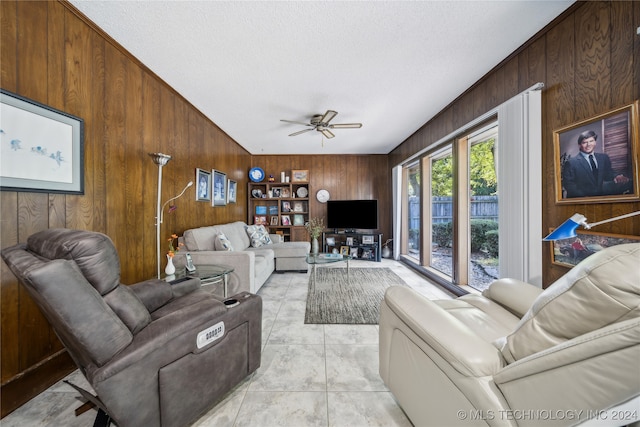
<box><xmin>214</xmin><ymin>233</ymin><xmax>234</xmax><ymax>251</ymax></box>
<box><xmin>245</xmin><ymin>225</ymin><xmax>272</xmax><ymax>248</ymax></box>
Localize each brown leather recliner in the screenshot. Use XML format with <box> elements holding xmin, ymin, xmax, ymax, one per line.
<box><xmin>1</xmin><ymin>228</ymin><xmax>262</xmax><ymax>427</ymax></box>
<box><xmin>379</xmin><ymin>243</ymin><xmax>640</xmax><ymax>427</ymax></box>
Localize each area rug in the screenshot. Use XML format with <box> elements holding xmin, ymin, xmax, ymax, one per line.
<box><xmin>304</xmin><ymin>267</ymin><xmax>408</xmax><ymax>324</ymax></box>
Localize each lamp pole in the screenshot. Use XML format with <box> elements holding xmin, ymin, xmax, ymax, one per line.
<box><xmin>149</xmin><ymin>153</ymin><xmax>172</xmax><ymax>279</ymax></box>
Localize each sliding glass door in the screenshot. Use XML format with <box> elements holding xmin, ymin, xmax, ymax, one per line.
<box><xmin>401</xmin><ymin>121</ymin><xmax>498</xmax><ymax>292</ymax></box>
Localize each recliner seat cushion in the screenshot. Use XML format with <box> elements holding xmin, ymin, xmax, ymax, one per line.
<box><xmin>497</xmin><ymin>243</ymin><xmax>640</xmax><ymax>362</ymax></box>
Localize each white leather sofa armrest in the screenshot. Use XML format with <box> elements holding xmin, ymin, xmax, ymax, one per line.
<box><xmin>482</xmin><ymin>278</ymin><xmax>543</xmax><ymax>318</ymax></box>
<box><xmin>383</xmin><ymin>286</ymin><xmax>505</xmax><ymax>377</ymax></box>
<box><xmin>173</xmin><ymin>251</ymin><xmax>255</xmax><ymax>294</ymax></box>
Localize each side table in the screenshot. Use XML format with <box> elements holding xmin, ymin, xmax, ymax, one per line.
<box><xmin>166</xmin><ymin>264</ymin><xmax>234</xmax><ymax>297</ymax></box>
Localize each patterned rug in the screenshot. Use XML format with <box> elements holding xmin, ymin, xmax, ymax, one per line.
<box><xmin>304</xmin><ymin>267</ymin><xmax>408</xmax><ymax>324</ymax></box>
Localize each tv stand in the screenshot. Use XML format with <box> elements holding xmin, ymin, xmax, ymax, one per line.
<box><xmin>322</xmin><ymin>231</ymin><xmax>382</xmax><ymax>262</ymax></box>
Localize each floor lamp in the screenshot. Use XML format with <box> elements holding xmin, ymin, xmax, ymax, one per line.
<box><xmin>149</xmin><ymin>153</ymin><xmax>193</xmax><ymax>279</ymax></box>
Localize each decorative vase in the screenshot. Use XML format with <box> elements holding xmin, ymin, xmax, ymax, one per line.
<box><xmin>382</xmin><ymin>246</ymin><xmax>392</xmax><ymax>259</ymax></box>
<box><xmin>311</xmin><ymin>237</ymin><xmax>319</xmax><ymax>255</ymax></box>
<box><xmin>165</xmin><ymin>254</ymin><xmax>176</xmax><ymax>275</ymax></box>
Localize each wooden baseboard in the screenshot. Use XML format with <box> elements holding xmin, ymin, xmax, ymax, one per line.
<box><xmin>1</xmin><ymin>350</ymin><xmax>76</xmax><ymax>418</ymax></box>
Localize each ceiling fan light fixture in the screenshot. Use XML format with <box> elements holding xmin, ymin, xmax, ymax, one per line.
<box><xmin>281</xmin><ymin>109</ymin><xmax>361</xmax><ymax>140</ymax></box>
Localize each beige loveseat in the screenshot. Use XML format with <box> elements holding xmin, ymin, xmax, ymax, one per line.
<box><xmin>173</xmin><ymin>221</ymin><xmax>310</xmax><ymax>294</ymax></box>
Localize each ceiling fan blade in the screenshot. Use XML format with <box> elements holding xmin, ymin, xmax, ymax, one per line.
<box><xmin>321</xmin><ymin>110</ymin><xmax>338</xmax><ymax>124</ymax></box>
<box><xmin>289</xmin><ymin>128</ymin><xmax>314</xmax><ymax>137</ymax></box>
<box><xmin>281</xmin><ymin>119</ymin><xmax>313</xmax><ymax>126</ymax></box>
<box><xmin>320</xmin><ymin>129</ymin><xmax>335</xmax><ymax>139</ymax></box>
<box><xmin>328</xmin><ymin>123</ymin><xmax>362</xmax><ymax>129</ymax></box>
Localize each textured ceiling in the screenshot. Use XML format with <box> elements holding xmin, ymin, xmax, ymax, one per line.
<box><xmin>69</xmin><ymin>0</ymin><xmax>574</xmax><ymax>155</ymax></box>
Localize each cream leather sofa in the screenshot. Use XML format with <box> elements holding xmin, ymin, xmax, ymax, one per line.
<box><xmin>173</xmin><ymin>221</ymin><xmax>310</xmax><ymax>294</ymax></box>
<box><xmin>379</xmin><ymin>243</ymin><xmax>640</xmax><ymax>427</ymax></box>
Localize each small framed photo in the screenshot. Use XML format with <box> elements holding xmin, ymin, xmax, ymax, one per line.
<box><xmin>350</xmin><ymin>247</ymin><xmax>359</xmax><ymax>257</ymax></box>
<box><xmin>1</xmin><ymin>89</ymin><xmax>85</xmax><ymax>194</ymax></box>
<box><xmin>293</xmin><ymin>201</ymin><xmax>304</xmax><ymax>212</ymax></box>
<box><xmin>281</xmin><ymin>187</ymin><xmax>291</xmax><ymax>198</ymax></box>
<box><xmin>268</xmin><ymin>205</ymin><xmax>278</xmax><ymax>215</ymax></box>
<box><xmin>553</xmin><ymin>101</ymin><xmax>639</xmax><ymax>204</ymax></box>
<box><xmin>254</xmin><ymin>216</ymin><xmax>267</xmax><ymax>225</ymax></box>
<box><xmin>346</xmin><ymin>237</ymin><xmax>354</xmax><ymax>246</ymax></box>
<box><xmin>271</xmin><ymin>187</ymin><xmax>282</xmax><ymax>198</ymax></box>
<box><xmin>326</xmin><ymin>237</ymin><xmax>336</xmax><ymax>246</ymax></box>
<box><xmin>256</xmin><ymin>205</ymin><xmax>267</xmax><ymax>215</ymax></box>
<box><xmin>549</xmin><ymin>229</ymin><xmax>640</xmax><ymax>268</ymax></box>
<box><xmin>291</xmin><ymin>169</ymin><xmax>309</xmax><ymax>182</ymax></box>
<box><xmin>281</xmin><ymin>215</ymin><xmax>291</xmax><ymax>226</ymax></box>
<box><xmin>270</xmin><ymin>216</ymin><xmax>279</xmax><ymax>226</ymax></box>
<box><xmin>281</xmin><ymin>200</ymin><xmax>291</xmax><ymax>212</ymax></box>
<box><xmin>212</xmin><ymin>169</ymin><xmax>227</xmax><ymax>206</ymax></box>
<box><xmin>195</xmin><ymin>168</ymin><xmax>211</xmax><ymax>201</ymax></box>
<box><xmin>340</xmin><ymin>246</ymin><xmax>350</xmax><ymax>255</ymax></box>
<box><xmin>362</xmin><ymin>235</ymin><xmax>374</xmax><ymax>244</ymax></box>
<box><xmin>227</xmin><ymin>179</ymin><xmax>237</xmax><ymax>203</ymax></box>
<box><xmin>293</xmin><ymin>214</ymin><xmax>304</xmax><ymax>226</ymax></box>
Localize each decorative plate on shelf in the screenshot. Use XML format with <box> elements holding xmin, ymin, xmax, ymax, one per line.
<box><xmin>249</xmin><ymin>167</ymin><xmax>265</xmax><ymax>182</ymax></box>
<box><xmin>296</xmin><ymin>187</ymin><xmax>308</xmax><ymax>198</ymax></box>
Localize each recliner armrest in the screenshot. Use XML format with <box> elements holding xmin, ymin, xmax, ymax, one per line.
<box><xmin>482</xmin><ymin>278</ymin><xmax>543</xmax><ymax>318</ymax></box>
<box><xmin>128</xmin><ymin>279</ymin><xmax>173</xmax><ymax>312</ymax></box>
<box><xmin>383</xmin><ymin>286</ymin><xmax>505</xmax><ymax>377</ymax></box>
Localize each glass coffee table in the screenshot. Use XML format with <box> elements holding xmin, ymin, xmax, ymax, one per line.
<box><xmin>166</xmin><ymin>264</ymin><xmax>234</xmax><ymax>297</ymax></box>
<box><xmin>306</xmin><ymin>253</ymin><xmax>352</xmax><ymax>284</ymax></box>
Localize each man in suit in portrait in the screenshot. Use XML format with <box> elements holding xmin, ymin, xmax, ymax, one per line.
<box><xmin>562</xmin><ymin>130</ymin><xmax>631</xmax><ymax>198</ymax></box>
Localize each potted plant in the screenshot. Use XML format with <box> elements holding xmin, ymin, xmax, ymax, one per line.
<box><xmin>305</xmin><ymin>217</ymin><xmax>324</xmax><ymax>255</ymax></box>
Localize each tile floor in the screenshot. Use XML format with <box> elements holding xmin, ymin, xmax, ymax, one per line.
<box><xmin>2</xmin><ymin>259</ymin><xmax>453</xmax><ymax>427</ymax></box>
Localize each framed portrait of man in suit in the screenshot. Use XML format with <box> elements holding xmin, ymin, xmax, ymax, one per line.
<box><xmin>553</xmin><ymin>101</ymin><xmax>639</xmax><ymax>204</ymax></box>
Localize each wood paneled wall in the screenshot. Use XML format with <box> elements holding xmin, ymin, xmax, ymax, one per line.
<box><xmin>0</xmin><ymin>1</ymin><xmax>393</xmax><ymax>416</ymax></box>
<box><xmin>252</xmin><ymin>155</ymin><xmax>391</xmax><ymax>239</ymax></box>
<box><xmin>0</xmin><ymin>0</ymin><xmax>255</xmax><ymax>416</ymax></box>
<box><xmin>389</xmin><ymin>1</ymin><xmax>640</xmax><ymax>286</ymax></box>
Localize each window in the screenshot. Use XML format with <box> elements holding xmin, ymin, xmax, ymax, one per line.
<box><xmin>401</xmin><ymin>121</ymin><xmax>499</xmax><ymax>292</ymax></box>
<box><xmin>397</xmin><ymin>86</ymin><xmax>542</xmax><ymax>292</ymax></box>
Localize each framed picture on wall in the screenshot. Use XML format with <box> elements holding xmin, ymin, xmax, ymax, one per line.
<box><xmin>195</xmin><ymin>168</ymin><xmax>211</xmax><ymax>202</ymax></box>
<box><xmin>212</xmin><ymin>169</ymin><xmax>227</xmax><ymax>206</ymax></box>
<box><xmin>553</xmin><ymin>101</ymin><xmax>639</xmax><ymax>204</ymax></box>
<box><xmin>227</xmin><ymin>179</ymin><xmax>237</xmax><ymax>203</ymax></box>
<box><xmin>549</xmin><ymin>229</ymin><xmax>640</xmax><ymax>268</ymax></box>
<box><xmin>0</xmin><ymin>89</ymin><xmax>84</xmax><ymax>194</ymax></box>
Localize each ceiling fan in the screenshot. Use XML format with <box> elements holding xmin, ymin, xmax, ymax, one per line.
<box><xmin>280</xmin><ymin>110</ymin><xmax>362</xmax><ymax>139</ymax></box>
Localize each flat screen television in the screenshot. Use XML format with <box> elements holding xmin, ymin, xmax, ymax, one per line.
<box><xmin>326</xmin><ymin>200</ymin><xmax>378</xmax><ymax>231</ymax></box>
